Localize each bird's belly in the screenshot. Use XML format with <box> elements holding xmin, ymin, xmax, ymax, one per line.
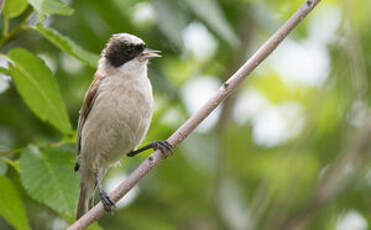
<box><xmin>100</xmin><ymin>101</ymin><xmax>152</xmax><ymax>165</ymax></box>
<box><xmin>80</xmin><ymin>76</ymin><xmax>153</xmax><ymax>169</ymax></box>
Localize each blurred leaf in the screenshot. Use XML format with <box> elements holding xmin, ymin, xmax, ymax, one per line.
<box><xmin>118</xmin><ymin>209</ymin><xmax>175</xmax><ymax>230</ymax></box>
<box><xmin>153</xmin><ymin>0</ymin><xmax>187</xmax><ymax>48</ymax></box>
<box><xmin>347</xmin><ymin>0</ymin><xmax>371</xmax><ymax>29</ymax></box>
<box><xmin>2</xmin><ymin>0</ymin><xmax>28</xmax><ymax>18</ymax></box>
<box><xmin>163</xmin><ymin>58</ymin><xmax>194</xmax><ymax>86</ymax></box>
<box><xmin>156</xmin><ymin>152</ymin><xmax>210</xmax><ymax>213</ymax></box>
<box><xmin>111</xmin><ymin>0</ymin><xmax>144</xmax><ymax>13</ymax></box>
<box><xmin>2</xmin><ymin>158</ymin><xmax>20</xmax><ymax>173</ymax></box>
<box><xmin>251</xmin><ymin>74</ymin><xmax>311</xmax><ymax>104</ymax></box>
<box><xmin>28</xmin><ymin>0</ymin><xmax>74</xmax><ymax>21</ymax></box>
<box><xmin>34</xmin><ymin>25</ymin><xmax>99</xmax><ymax>67</ymax></box>
<box><xmin>183</xmin><ymin>0</ymin><xmax>239</xmax><ymax>47</ymax></box>
<box><xmin>265</xmin><ymin>0</ymin><xmax>303</xmax><ymax>19</ymax></box>
<box><xmin>314</xmin><ymin>93</ymin><xmax>342</xmax><ymax>135</ymax></box>
<box><xmin>0</xmin><ymin>67</ymin><xmax>10</xmax><ymax>75</ymax></box>
<box><xmin>8</xmin><ymin>48</ymin><xmax>72</xmax><ymax>134</ymax></box>
<box><xmin>19</xmin><ymin>145</ymin><xmax>79</xmax><ymax>220</ymax></box>
<box><xmin>87</xmin><ymin>223</ymin><xmax>103</xmax><ymax>230</ymax></box>
<box><xmin>262</xmin><ymin>153</ymin><xmax>319</xmax><ymax>198</ymax></box>
<box><xmin>0</xmin><ymin>176</ymin><xmax>31</xmax><ymax>230</ymax></box>
<box><xmin>0</xmin><ymin>159</ymin><xmax>8</xmax><ymax>175</ymax></box>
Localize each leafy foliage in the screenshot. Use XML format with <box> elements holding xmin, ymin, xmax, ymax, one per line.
<box><xmin>2</xmin><ymin>0</ymin><xmax>28</xmax><ymax>18</ymax></box>
<box><xmin>19</xmin><ymin>146</ymin><xmax>79</xmax><ymax>220</ymax></box>
<box><xmin>7</xmin><ymin>48</ymin><xmax>72</xmax><ymax>134</ymax></box>
<box><xmin>183</xmin><ymin>0</ymin><xmax>240</xmax><ymax>47</ymax></box>
<box><xmin>152</xmin><ymin>0</ymin><xmax>187</xmax><ymax>48</ymax></box>
<box><xmin>27</xmin><ymin>0</ymin><xmax>74</xmax><ymax>21</ymax></box>
<box><xmin>0</xmin><ymin>176</ymin><xmax>31</xmax><ymax>230</ymax></box>
<box><xmin>0</xmin><ymin>0</ymin><xmax>371</xmax><ymax>229</ymax></box>
<box><xmin>88</xmin><ymin>223</ymin><xmax>103</xmax><ymax>230</ymax></box>
<box><xmin>34</xmin><ymin>25</ymin><xmax>99</xmax><ymax>67</ymax></box>
<box><xmin>0</xmin><ymin>159</ymin><xmax>7</xmax><ymax>175</ymax></box>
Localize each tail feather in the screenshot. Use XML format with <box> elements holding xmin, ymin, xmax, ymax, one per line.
<box><xmin>76</xmin><ymin>175</ymin><xmax>96</xmax><ymax>220</ymax></box>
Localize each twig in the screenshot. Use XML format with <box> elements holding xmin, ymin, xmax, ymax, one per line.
<box><xmin>2</xmin><ymin>15</ymin><xmax>9</xmax><ymax>36</ymax></box>
<box><xmin>67</xmin><ymin>1</ymin><xmax>321</xmax><ymax>229</ymax></box>
<box><xmin>0</xmin><ymin>7</ymin><xmax>33</xmax><ymax>47</ymax></box>
<box><xmin>2</xmin><ymin>157</ymin><xmax>21</xmax><ymax>173</ymax></box>
<box><xmin>0</xmin><ymin>147</ymin><xmax>24</xmax><ymax>157</ymax></box>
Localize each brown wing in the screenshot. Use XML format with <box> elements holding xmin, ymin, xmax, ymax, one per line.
<box><xmin>75</xmin><ymin>73</ymin><xmax>105</xmax><ymax>170</ymax></box>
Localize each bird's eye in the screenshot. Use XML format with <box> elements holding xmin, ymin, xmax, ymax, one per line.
<box><xmin>127</xmin><ymin>47</ymin><xmax>134</xmax><ymax>54</ymax></box>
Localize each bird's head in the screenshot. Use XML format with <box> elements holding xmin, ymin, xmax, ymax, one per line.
<box><xmin>102</xmin><ymin>33</ymin><xmax>161</xmax><ymax>68</ymax></box>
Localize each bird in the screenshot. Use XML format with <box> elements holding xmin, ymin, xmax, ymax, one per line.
<box><xmin>74</xmin><ymin>33</ymin><xmax>172</xmax><ymax>220</ymax></box>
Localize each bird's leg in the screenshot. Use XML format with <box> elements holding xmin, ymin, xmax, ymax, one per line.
<box><xmin>95</xmin><ymin>171</ymin><xmax>115</xmax><ymax>212</ymax></box>
<box><xmin>127</xmin><ymin>140</ymin><xmax>173</xmax><ymax>157</ymax></box>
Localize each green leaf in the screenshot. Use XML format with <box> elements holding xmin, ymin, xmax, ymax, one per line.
<box><xmin>8</xmin><ymin>48</ymin><xmax>72</xmax><ymax>134</ymax></box>
<box><xmin>0</xmin><ymin>66</ymin><xmax>11</xmax><ymax>75</ymax></box>
<box><xmin>19</xmin><ymin>145</ymin><xmax>79</xmax><ymax>220</ymax></box>
<box><xmin>0</xmin><ymin>159</ymin><xmax>8</xmax><ymax>175</ymax></box>
<box><xmin>251</xmin><ymin>74</ymin><xmax>310</xmax><ymax>104</ymax></box>
<box><xmin>183</xmin><ymin>0</ymin><xmax>240</xmax><ymax>47</ymax></box>
<box><xmin>28</xmin><ymin>0</ymin><xmax>74</xmax><ymax>21</ymax></box>
<box><xmin>87</xmin><ymin>223</ymin><xmax>103</xmax><ymax>230</ymax></box>
<box><xmin>153</xmin><ymin>0</ymin><xmax>187</xmax><ymax>48</ymax></box>
<box><xmin>0</xmin><ymin>176</ymin><xmax>31</xmax><ymax>230</ymax></box>
<box><xmin>2</xmin><ymin>0</ymin><xmax>28</xmax><ymax>18</ymax></box>
<box><xmin>34</xmin><ymin>25</ymin><xmax>99</xmax><ymax>67</ymax></box>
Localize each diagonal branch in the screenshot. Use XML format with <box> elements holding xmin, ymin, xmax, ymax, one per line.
<box><xmin>67</xmin><ymin>1</ymin><xmax>321</xmax><ymax>229</ymax></box>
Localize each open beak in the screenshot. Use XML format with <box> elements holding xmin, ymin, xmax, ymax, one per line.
<box><xmin>140</xmin><ymin>48</ymin><xmax>162</xmax><ymax>59</ymax></box>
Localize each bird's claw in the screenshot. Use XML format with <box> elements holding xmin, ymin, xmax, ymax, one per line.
<box><xmin>154</xmin><ymin>140</ymin><xmax>173</xmax><ymax>155</ymax></box>
<box><xmin>100</xmin><ymin>191</ymin><xmax>115</xmax><ymax>212</ymax></box>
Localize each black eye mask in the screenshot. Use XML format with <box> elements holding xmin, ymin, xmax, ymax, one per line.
<box><xmin>104</xmin><ymin>40</ymin><xmax>146</xmax><ymax>67</ymax></box>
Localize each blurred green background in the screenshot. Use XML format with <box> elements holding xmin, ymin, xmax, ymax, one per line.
<box><xmin>0</xmin><ymin>0</ymin><xmax>371</xmax><ymax>229</ymax></box>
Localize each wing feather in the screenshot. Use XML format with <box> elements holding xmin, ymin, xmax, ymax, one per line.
<box><xmin>76</xmin><ymin>73</ymin><xmax>105</xmax><ymax>160</ymax></box>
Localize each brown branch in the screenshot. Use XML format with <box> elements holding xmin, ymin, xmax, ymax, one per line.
<box><xmin>67</xmin><ymin>1</ymin><xmax>321</xmax><ymax>229</ymax></box>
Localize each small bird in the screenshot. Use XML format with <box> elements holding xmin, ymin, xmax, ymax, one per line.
<box><xmin>75</xmin><ymin>33</ymin><xmax>172</xmax><ymax>220</ymax></box>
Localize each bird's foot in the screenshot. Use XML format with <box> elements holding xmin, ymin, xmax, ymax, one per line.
<box><xmin>153</xmin><ymin>140</ymin><xmax>173</xmax><ymax>155</ymax></box>
<box><xmin>99</xmin><ymin>190</ymin><xmax>115</xmax><ymax>212</ymax></box>
<box><xmin>127</xmin><ymin>140</ymin><xmax>173</xmax><ymax>157</ymax></box>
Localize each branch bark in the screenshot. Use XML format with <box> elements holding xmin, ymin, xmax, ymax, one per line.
<box><xmin>67</xmin><ymin>1</ymin><xmax>321</xmax><ymax>229</ymax></box>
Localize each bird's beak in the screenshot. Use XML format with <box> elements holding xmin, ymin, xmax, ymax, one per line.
<box><xmin>140</xmin><ymin>48</ymin><xmax>162</xmax><ymax>59</ymax></box>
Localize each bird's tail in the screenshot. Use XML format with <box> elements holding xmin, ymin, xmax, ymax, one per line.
<box><xmin>76</xmin><ymin>173</ymin><xmax>96</xmax><ymax>220</ymax></box>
